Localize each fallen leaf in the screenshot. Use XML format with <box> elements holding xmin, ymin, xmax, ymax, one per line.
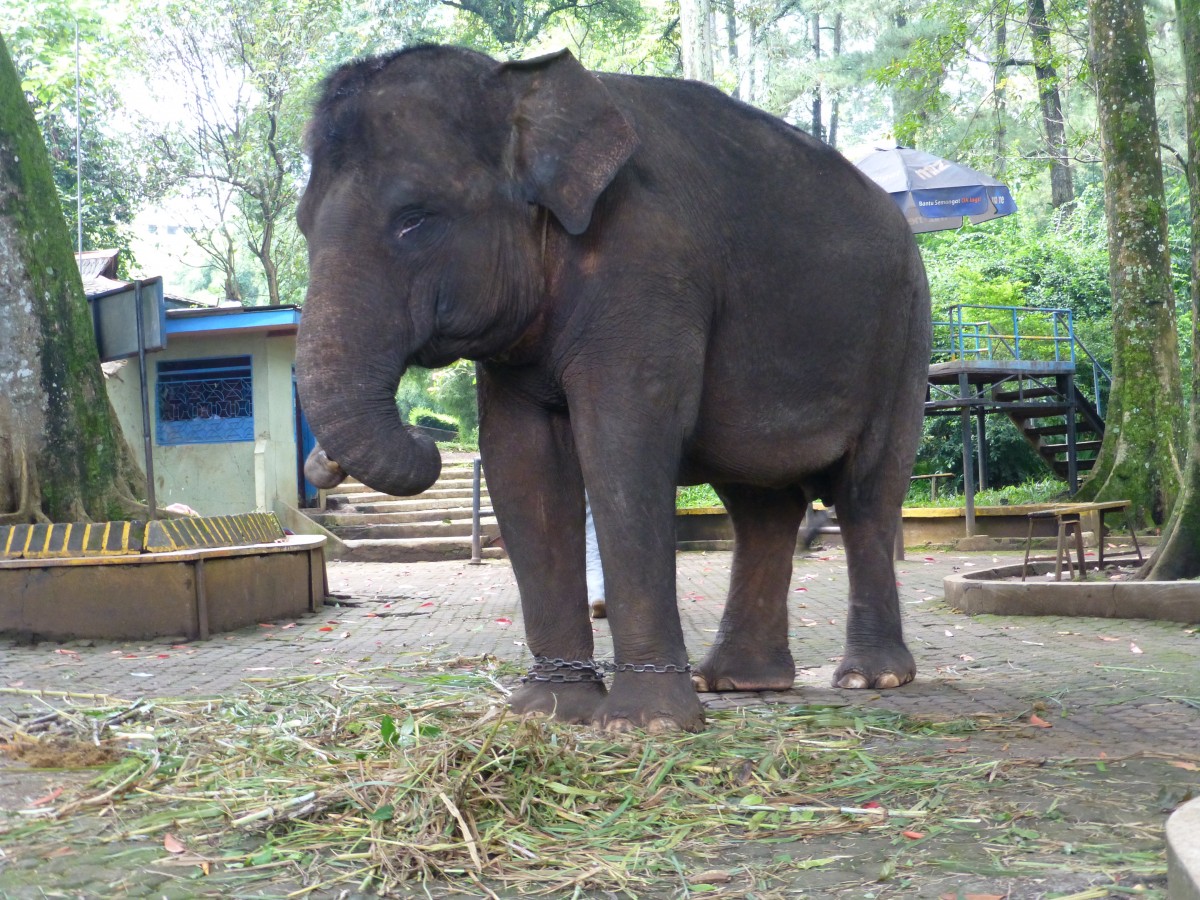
<box><xmin>1130</xmin><ymin>642</ymin><xmax>1143</xmax><ymax>654</ymax></box>
<box><xmin>1029</xmin><ymin>714</ymin><xmax>1052</xmax><ymax>728</ymax></box>
<box><xmin>257</xmin><ymin>623</ymin><xmax>275</xmax><ymax>629</ymax></box>
<box><xmin>495</xmin><ymin>618</ymin><xmax>512</xmax><ymax>627</ymax></box>
<box><xmin>54</xmin><ymin>649</ymin><xmax>79</xmax><ymax>657</ymax></box>
<box><xmin>958</xmin><ymin>654</ymin><xmax>975</xmax><ymax>662</ymax></box>
<box><xmin>862</xmin><ymin>800</ymin><xmax>883</xmax><ymax>809</ymax></box>
<box><xmin>1098</xmin><ymin>636</ymin><xmax>1120</xmax><ymax>642</ymax></box>
<box><xmin>420</xmin><ymin>602</ymin><xmax>434</xmax><ymax>608</ymax></box>
<box><xmin>1169</xmin><ymin>760</ymin><xmax>1199</xmax><ymax>771</ymax></box>
<box><xmin>164</xmin><ymin>834</ymin><xmax>186</xmax><ymax>854</ymax></box>
<box><xmin>902</xmin><ymin>830</ymin><xmax>925</xmax><ymax>839</ymax></box>
<box><xmin>318</xmin><ymin>626</ymin><xmax>334</xmax><ymax>632</ymax></box>
<box><xmin>687</xmin><ymin>870</ymin><xmax>733</xmax><ymax>885</ymax></box>
<box><xmin>31</xmin><ymin>787</ymin><xmax>63</xmax><ymax>807</ymax></box>
<box><xmin>200</xmin><ymin>860</ymin><xmax>210</xmax><ymax>876</ymax></box>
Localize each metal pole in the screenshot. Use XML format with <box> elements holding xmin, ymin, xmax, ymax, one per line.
<box><xmin>959</xmin><ymin>373</ymin><xmax>976</xmax><ymax>537</ymax></box>
<box><xmin>469</xmin><ymin>457</ymin><xmax>482</xmax><ymax>564</ymax></box>
<box><xmin>134</xmin><ymin>281</ymin><xmax>157</xmax><ymax>519</ymax></box>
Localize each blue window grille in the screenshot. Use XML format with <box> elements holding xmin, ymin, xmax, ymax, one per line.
<box><xmin>156</xmin><ymin>356</ymin><xmax>254</xmax><ymax>445</ymax></box>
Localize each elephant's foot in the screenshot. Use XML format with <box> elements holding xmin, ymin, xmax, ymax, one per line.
<box><xmin>508</xmin><ymin>680</ymin><xmax>607</xmax><ymax>724</ymax></box>
<box><xmin>592</xmin><ymin>671</ymin><xmax>705</xmax><ymax>733</ymax></box>
<box><xmin>692</xmin><ymin>646</ymin><xmax>796</xmax><ymax>693</ymax></box>
<box><xmin>832</xmin><ymin>644</ymin><xmax>916</xmax><ymax>690</ymax></box>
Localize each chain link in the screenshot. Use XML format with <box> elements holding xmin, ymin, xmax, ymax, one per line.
<box><xmin>521</xmin><ymin>656</ymin><xmax>691</xmax><ymax>684</ymax></box>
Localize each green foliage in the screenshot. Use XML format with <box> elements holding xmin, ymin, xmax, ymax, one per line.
<box><xmin>429</xmin><ymin>361</ymin><xmax>479</xmax><ymax>442</ymax></box>
<box><xmin>905</xmin><ymin>476</ymin><xmax>1069</xmax><ymax>508</ymax></box>
<box><xmin>5</xmin><ymin>0</ymin><xmax>151</xmax><ymax>264</ymax></box>
<box><xmin>915</xmin><ymin>415</ymin><xmax>1049</xmax><ymax>497</ymax></box>
<box><xmin>676</xmin><ymin>484</ymin><xmax>722</xmax><ymax>509</ymax></box>
<box><xmin>409</xmin><ymin>407</ymin><xmax>459</xmax><ymax>432</ymax></box>
<box><xmin>396</xmin><ymin>367</ymin><xmax>435</xmax><ymax>422</ymax></box>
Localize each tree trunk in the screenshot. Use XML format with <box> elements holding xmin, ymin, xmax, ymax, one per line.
<box><xmin>0</xmin><ymin>35</ymin><xmax>146</xmax><ymax>524</ymax></box>
<box><xmin>811</xmin><ymin>13</ymin><xmax>824</xmax><ymax>142</ymax></box>
<box><xmin>1143</xmin><ymin>0</ymin><xmax>1200</xmax><ymax>578</ymax></box>
<box><xmin>1078</xmin><ymin>0</ymin><xmax>1184</xmax><ymax>526</ymax></box>
<box><xmin>679</xmin><ymin>0</ymin><xmax>715</xmax><ymax>82</ymax></box>
<box><xmin>828</xmin><ymin>13</ymin><xmax>842</xmax><ymax>149</ymax></box>
<box><xmin>1027</xmin><ymin>0</ymin><xmax>1075</xmax><ymax>209</ymax></box>
<box><xmin>993</xmin><ymin>13</ymin><xmax>1007</xmax><ymax>175</ymax></box>
<box><xmin>727</xmin><ymin>6</ymin><xmax>739</xmax><ymax>100</ymax></box>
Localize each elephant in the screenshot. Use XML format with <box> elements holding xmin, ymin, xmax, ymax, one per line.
<box><xmin>295</xmin><ymin>45</ymin><xmax>932</xmax><ymax>733</ymax></box>
<box><xmin>303</xmin><ymin>444</ymin><xmax>347</xmax><ymax>491</ymax></box>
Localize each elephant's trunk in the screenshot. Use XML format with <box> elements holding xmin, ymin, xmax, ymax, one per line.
<box><xmin>295</xmin><ymin>267</ymin><xmax>441</xmax><ymax>497</ymax></box>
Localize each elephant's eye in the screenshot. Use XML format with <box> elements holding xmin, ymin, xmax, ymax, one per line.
<box><xmin>395</xmin><ymin>213</ymin><xmax>426</xmax><ymax>240</ymax></box>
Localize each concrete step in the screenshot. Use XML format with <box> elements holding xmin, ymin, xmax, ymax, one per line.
<box><xmin>325</xmin><ymin>465</ymin><xmax>479</xmax><ymax>495</ymax></box>
<box><xmin>326</xmin><ymin>518</ymin><xmax>500</xmax><ymax>541</ymax></box>
<box><xmin>328</xmin><ymin>486</ymin><xmax>489</xmax><ymax>508</ymax></box>
<box><xmin>328</xmin><ymin>495</ymin><xmax>491</xmax><ymax>515</ymax></box>
<box><xmin>311</xmin><ymin>505</ymin><xmax>491</xmax><ymax>527</ymax></box>
<box><xmin>337</xmin><ymin>536</ymin><xmax>506</xmax><ymax>563</ymax></box>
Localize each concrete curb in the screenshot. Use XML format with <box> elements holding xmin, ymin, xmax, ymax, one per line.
<box><xmin>944</xmin><ymin>558</ymin><xmax>1200</xmax><ymax>624</ymax></box>
<box><xmin>1169</xmin><ymin>796</ymin><xmax>1200</xmax><ymax>899</ymax></box>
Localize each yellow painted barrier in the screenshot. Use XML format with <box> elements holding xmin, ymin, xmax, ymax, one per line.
<box><xmin>0</xmin><ymin>513</ymin><xmax>285</xmax><ymax>560</ymax></box>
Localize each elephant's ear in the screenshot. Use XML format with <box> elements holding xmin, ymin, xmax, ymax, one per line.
<box><xmin>500</xmin><ymin>50</ymin><xmax>638</xmax><ymax>235</ymax></box>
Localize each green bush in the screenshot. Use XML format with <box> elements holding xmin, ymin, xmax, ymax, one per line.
<box><xmin>430</xmin><ymin>361</ymin><xmax>479</xmax><ymax>442</ymax></box>
<box><xmin>676</xmin><ymin>484</ymin><xmax>723</xmax><ymax>509</ymax></box>
<box><xmin>409</xmin><ymin>407</ymin><xmax>459</xmax><ymax>432</ymax></box>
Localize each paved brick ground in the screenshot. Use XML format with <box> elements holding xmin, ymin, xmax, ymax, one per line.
<box><xmin>3</xmin><ymin>547</ymin><xmax>1197</xmax><ymax>759</ymax></box>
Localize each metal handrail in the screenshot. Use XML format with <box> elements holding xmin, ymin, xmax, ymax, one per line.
<box><xmin>931</xmin><ymin>304</ymin><xmax>1111</xmax><ymax>416</ymax></box>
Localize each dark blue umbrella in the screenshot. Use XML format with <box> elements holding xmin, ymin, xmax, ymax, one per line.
<box><xmin>854</xmin><ymin>147</ymin><xmax>1017</xmax><ymax>233</ymax></box>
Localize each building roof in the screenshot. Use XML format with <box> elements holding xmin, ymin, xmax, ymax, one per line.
<box><xmin>165</xmin><ymin>305</ymin><xmax>301</xmax><ymax>339</ymax></box>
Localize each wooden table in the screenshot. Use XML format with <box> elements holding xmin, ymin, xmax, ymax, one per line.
<box><xmin>1022</xmin><ymin>500</ymin><xmax>1143</xmax><ymax>581</ymax></box>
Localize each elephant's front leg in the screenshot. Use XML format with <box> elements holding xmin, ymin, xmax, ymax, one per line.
<box><xmin>478</xmin><ymin>380</ymin><xmax>605</xmax><ymax>724</ymax></box>
<box><xmin>578</xmin><ymin>425</ymin><xmax>705</xmax><ymax>733</ymax></box>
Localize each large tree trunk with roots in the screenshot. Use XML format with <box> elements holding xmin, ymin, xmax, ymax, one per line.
<box><xmin>0</xmin><ymin>36</ymin><xmax>146</xmax><ymax>524</ymax></box>
<box><xmin>1144</xmin><ymin>0</ymin><xmax>1200</xmax><ymax>579</ymax></box>
<box><xmin>1077</xmin><ymin>0</ymin><xmax>1184</xmax><ymax>527</ymax></box>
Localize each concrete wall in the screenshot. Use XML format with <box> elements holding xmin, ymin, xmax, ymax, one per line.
<box><xmin>105</xmin><ymin>332</ymin><xmax>301</xmax><ymax>517</ymax></box>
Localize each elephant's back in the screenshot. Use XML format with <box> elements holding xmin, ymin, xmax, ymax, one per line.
<box><xmin>597</xmin><ymin>73</ymin><xmax>906</xmax><ymax>242</ymax></box>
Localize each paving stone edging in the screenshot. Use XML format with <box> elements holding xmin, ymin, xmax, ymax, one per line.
<box><xmin>944</xmin><ymin>558</ymin><xmax>1200</xmax><ymax>624</ymax></box>
<box><xmin>1169</xmin><ymin>797</ymin><xmax>1200</xmax><ymax>899</ymax></box>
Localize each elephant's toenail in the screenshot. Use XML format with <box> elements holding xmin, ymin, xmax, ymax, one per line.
<box><xmin>646</xmin><ymin>717</ymin><xmax>680</xmax><ymax>733</ymax></box>
<box><xmin>691</xmin><ymin>674</ymin><xmax>712</xmax><ymax>692</ymax></box>
<box><xmin>876</xmin><ymin>673</ymin><xmax>901</xmax><ymax>689</ymax></box>
<box><xmin>839</xmin><ymin>673</ymin><xmax>869</xmax><ymax>689</ymax></box>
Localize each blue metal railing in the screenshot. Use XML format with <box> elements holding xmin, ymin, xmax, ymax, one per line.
<box><xmin>932</xmin><ymin>304</ymin><xmax>1112</xmax><ymax>415</ymax></box>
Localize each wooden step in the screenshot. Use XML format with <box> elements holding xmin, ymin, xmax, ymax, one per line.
<box><xmin>1040</xmin><ymin>440</ymin><xmax>1104</xmax><ymax>455</ymax></box>
<box><xmin>1022</xmin><ymin>422</ymin><xmax>1101</xmax><ymax>438</ymax></box>
<box><xmin>993</xmin><ymin>385</ymin><xmax>1065</xmax><ymax>403</ymax></box>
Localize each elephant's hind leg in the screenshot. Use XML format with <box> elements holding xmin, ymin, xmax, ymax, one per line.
<box><xmin>692</xmin><ymin>485</ymin><xmax>804</xmax><ymax>693</ymax></box>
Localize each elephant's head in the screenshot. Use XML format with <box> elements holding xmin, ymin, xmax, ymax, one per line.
<box><xmin>295</xmin><ymin>46</ymin><xmax>638</xmax><ymax>496</ymax></box>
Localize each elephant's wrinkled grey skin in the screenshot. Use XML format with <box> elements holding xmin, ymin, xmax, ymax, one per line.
<box><xmin>295</xmin><ymin>46</ymin><xmax>932</xmax><ymax>733</ymax></box>
<box><xmin>303</xmin><ymin>444</ymin><xmax>347</xmax><ymax>490</ymax></box>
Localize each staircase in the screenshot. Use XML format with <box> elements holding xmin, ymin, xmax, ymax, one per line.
<box><xmin>992</xmin><ymin>378</ymin><xmax>1106</xmax><ymax>480</ymax></box>
<box><xmin>307</xmin><ymin>458</ymin><xmax>505</xmax><ymax>562</ymax></box>
<box><xmin>926</xmin><ymin>303</ymin><xmax>1112</xmax><ymax>491</ymax></box>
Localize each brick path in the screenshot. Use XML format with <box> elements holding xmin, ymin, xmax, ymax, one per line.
<box><xmin>3</xmin><ymin>548</ymin><xmax>1197</xmax><ymax>758</ymax></box>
